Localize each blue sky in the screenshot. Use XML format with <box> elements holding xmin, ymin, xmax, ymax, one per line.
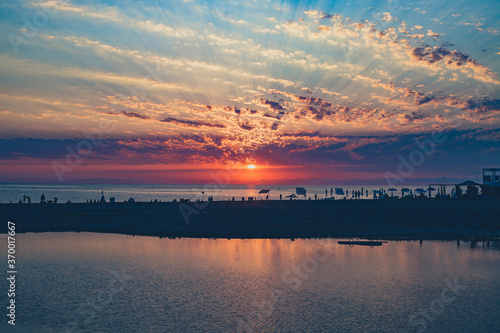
<box><xmin>0</xmin><ymin>0</ymin><xmax>498</xmax><ymax>183</ymax></box>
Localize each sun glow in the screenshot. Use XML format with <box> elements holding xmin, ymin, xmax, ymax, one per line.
<box><xmin>247</xmin><ymin>164</ymin><xmax>256</xmax><ymax>169</ymax></box>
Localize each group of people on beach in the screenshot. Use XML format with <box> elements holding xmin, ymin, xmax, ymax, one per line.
<box><xmin>20</xmin><ymin>195</ymin><xmax>31</xmax><ymax>204</ymax></box>
<box><xmin>4</xmin><ymin>184</ymin><xmax>492</xmax><ymax>205</ymax></box>
<box><xmin>15</xmin><ymin>194</ymin><xmax>64</xmax><ymax>204</ymax></box>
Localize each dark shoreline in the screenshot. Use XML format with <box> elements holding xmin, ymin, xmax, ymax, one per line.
<box><xmin>1</xmin><ymin>199</ymin><xmax>499</xmax><ymax>240</ymax></box>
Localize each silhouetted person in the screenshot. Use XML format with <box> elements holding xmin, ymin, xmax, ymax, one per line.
<box><xmin>280</xmin><ymin>194</ymin><xmax>282</xmax><ymax>200</ymax></box>
<box><xmin>315</xmin><ymin>194</ymin><xmax>317</xmax><ymax>200</ymax></box>
<box><xmin>27</xmin><ymin>196</ymin><xmax>31</xmax><ymax>204</ymax></box>
<box><xmin>53</xmin><ymin>197</ymin><xmax>58</xmax><ymax>204</ymax></box>
<box><xmin>40</xmin><ymin>194</ymin><xmax>46</xmax><ymax>204</ymax></box>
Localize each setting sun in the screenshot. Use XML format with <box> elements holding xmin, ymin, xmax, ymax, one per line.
<box><xmin>247</xmin><ymin>164</ymin><xmax>256</xmax><ymax>169</ymax></box>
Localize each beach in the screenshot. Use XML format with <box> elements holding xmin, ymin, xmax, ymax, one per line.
<box><xmin>1</xmin><ymin>199</ymin><xmax>499</xmax><ymax>240</ymax></box>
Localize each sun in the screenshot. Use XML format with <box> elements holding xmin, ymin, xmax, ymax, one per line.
<box><xmin>247</xmin><ymin>164</ymin><xmax>256</xmax><ymax>169</ymax></box>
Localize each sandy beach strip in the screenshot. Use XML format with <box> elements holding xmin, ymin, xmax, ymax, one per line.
<box><xmin>1</xmin><ymin>199</ymin><xmax>499</xmax><ymax>240</ymax></box>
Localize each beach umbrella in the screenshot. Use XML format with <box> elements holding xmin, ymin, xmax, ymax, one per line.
<box><xmin>415</xmin><ymin>188</ymin><xmax>427</xmax><ymax>196</ymax></box>
<box><xmin>387</xmin><ymin>188</ymin><xmax>397</xmax><ymax>197</ymax></box>
<box><xmin>426</xmin><ymin>186</ymin><xmax>436</xmax><ymax>198</ymax></box>
<box><xmin>457</xmin><ymin>180</ymin><xmax>481</xmax><ymax>186</ymax></box>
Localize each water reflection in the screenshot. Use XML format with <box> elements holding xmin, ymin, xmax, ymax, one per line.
<box><xmin>4</xmin><ymin>233</ymin><xmax>500</xmax><ymax>333</ymax></box>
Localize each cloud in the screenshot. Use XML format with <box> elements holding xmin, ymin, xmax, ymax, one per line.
<box><xmin>256</xmin><ymin>98</ymin><xmax>284</xmax><ymax>112</ymax></box>
<box><xmin>427</xmin><ymin>30</ymin><xmax>441</xmax><ymax>38</ymax></box>
<box><xmin>160</xmin><ymin>117</ymin><xmax>226</xmax><ymax>128</ymax></box>
<box><xmin>303</xmin><ymin>10</ymin><xmax>332</xmax><ymax>19</ymax></box>
<box><xmin>404</xmin><ymin>112</ymin><xmax>431</xmax><ymax>122</ymax></box>
<box><xmin>239</xmin><ymin>122</ymin><xmax>254</xmax><ymax>130</ymax></box>
<box><xmin>381</xmin><ymin>12</ymin><xmax>395</xmax><ymax>22</ymax></box>
<box><xmin>120</xmin><ymin>111</ymin><xmax>151</xmax><ymax>120</ymax></box>
<box><xmin>409</xmin><ymin>46</ymin><xmax>499</xmax><ymax>83</ymax></box>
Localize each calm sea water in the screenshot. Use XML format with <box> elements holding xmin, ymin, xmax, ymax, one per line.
<box><xmin>0</xmin><ymin>184</ymin><xmax>431</xmax><ymax>203</ymax></box>
<box><xmin>1</xmin><ymin>233</ymin><xmax>499</xmax><ymax>332</ymax></box>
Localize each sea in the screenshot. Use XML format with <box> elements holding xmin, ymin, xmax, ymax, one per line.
<box><xmin>0</xmin><ymin>184</ymin><xmax>433</xmax><ymax>203</ymax></box>
<box><xmin>0</xmin><ymin>233</ymin><xmax>498</xmax><ymax>332</ymax></box>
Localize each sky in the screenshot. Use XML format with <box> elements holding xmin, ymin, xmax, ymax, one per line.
<box><xmin>0</xmin><ymin>0</ymin><xmax>499</xmax><ymax>184</ymax></box>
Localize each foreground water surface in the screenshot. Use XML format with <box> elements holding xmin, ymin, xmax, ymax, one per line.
<box><xmin>2</xmin><ymin>233</ymin><xmax>499</xmax><ymax>332</ymax></box>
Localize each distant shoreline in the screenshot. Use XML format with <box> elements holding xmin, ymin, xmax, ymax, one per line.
<box><xmin>1</xmin><ymin>199</ymin><xmax>499</xmax><ymax>240</ymax></box>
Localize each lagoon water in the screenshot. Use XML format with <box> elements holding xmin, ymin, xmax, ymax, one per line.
<box><xmin>2</xmin><ymin>233</ymin><xmax>500</xmax><ymax>332</ymax></box>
